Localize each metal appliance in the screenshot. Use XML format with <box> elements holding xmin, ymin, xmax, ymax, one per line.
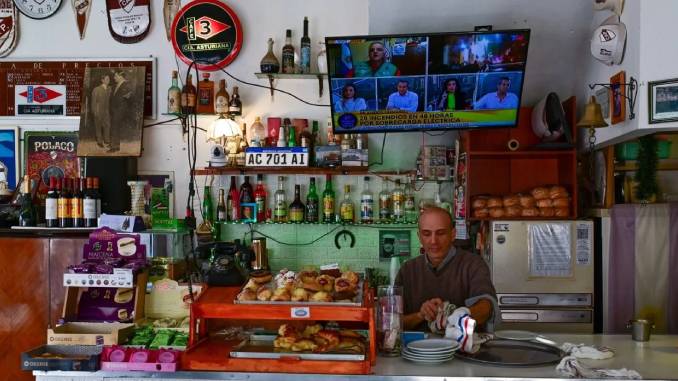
<box><xmin>489</xmin><ymin>220</ymin><xmax>594</xmax><ymax>333</ymax></box>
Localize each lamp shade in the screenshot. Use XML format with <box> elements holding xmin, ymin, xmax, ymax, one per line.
<box><xmin>577</xmin><ymin>96</ymin><xmax>609</xmax><ymax>128</ymax></box>
<box><xmin>209</xmin><ymin>115</ymin><xmax>240</xmax><ymax>140</ymax></box>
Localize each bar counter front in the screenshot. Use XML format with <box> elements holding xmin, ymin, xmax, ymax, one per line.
<box><xmin>34</xmin><ymin>334</ymin><xmax>678</xmax><ymax>381</ymax></box>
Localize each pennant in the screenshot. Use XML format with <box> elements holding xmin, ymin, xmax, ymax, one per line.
<box><xmin>163</xmin><ymin>0</ymin><xmax>180</xmax><ymax>41</ymax></box>
<box><xmin>72</xmin><ymin>0</ymin><xmax>92</xmax><ymax>40</ymax></box>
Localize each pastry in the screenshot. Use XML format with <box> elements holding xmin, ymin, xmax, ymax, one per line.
<box><xmin>505</xmin><ymin>205</ymin><xmax>522</xmax><ymax>217</ymax></box>
<box><xmin>531</xmin><ymin>187</ymin><xmax>549</xmax><ymax>200</ymax></box>
<box><xmin>237</xmin><ymin>289</ymin><xmax>257</xmax><ymax>301</ymax></box>
<box><xmin>301</xmin><ymin>278</ymin><xmax>322</xmax><ymax>292</ymax></box>
<box><xmin>522</xmin><ymin>207</ymin><xmax>539</xmax><ymax>217</ymax></box>
<box><xmin>316</xmin><ymin>274</ymin><xmax>335</xmax><ymax>292</ymax></box>
<box><xmin>489</xmin><ymin>207</ymin><xmax>505</xmax><ymax>218</ymax></box>
<box><xmin>334</xmin><ymin>277</ymin><xmax>356</xmax><ymax>293</ymax></box>
<box><xmin>320</xmin><ymin>268</ymin><xmax>342</xmax><ymax>278</ymax></box>
<box><xmin>502</xmin><ymin>194</ymin><xmax>520</xmax><ymax>207</ymax></box>
<box><xmin>310</xmin><ymin>291</ymin><xmax>332</xmax><ymax>302</ymax></box>
<box><xmin>273</xmin><ymin>336</ymin><xmax>297</xmax><ymax>349</ymax></box>
<box><xmin>291</xmin><ymin>339</ymin><xmax>318</xmax><ymax>352</ymax></box>
<box><xmin>256</xmin><ymin>287</ymin><xmax>273</xmax><ymax>301</ymax></box>
<box><xmin>336</xmin><ymin>337</ymin><xmax>365</xmax><ymax>353</ymax></box>
<box><xmin>539</xmin><ymin>207</ymin><xmax>555</xmax><ymax>217</ymax></box>
<box><xmin>341</xmin><ymin>271</ymin><xmax>360</xmax><ymax>286</ymax></box>
<box><xmin>472</xmin><ymin>197</ymin><xmax>488</xmax><ymax>209</ymax></box>
<box><xmin>486</xmin><ymin>197</ymin><xmax>503</xmax><ymax>208</ymax></box>
<box><xmin>274</xmin><ymin>269</ymin><xmax>297</xmax><ymax>290</ymax></box>
<box><xmin>339</xmin><ymin>329</ymin><xmax>363</xmax><ymax>339</ymax></box>
<box><xmin>519</xmin><ymin>194</ymin><xmax>536</xmax><ymax>208</ymax></box>
<box><xmin>552</xmin><ymin>198</ymin><xmax>570</xmax><ymax>208</ymax></box>
<box><xmin>473</xmin><ymin>208</ymin><xmax>489</xmax><ymax>218</ymax></box>
<box><xmin>278</xmin><ymin>324</ymin><xmax>300</xmax><ymax>338</ymax></box>
<box><xmin>333</xmin><ymin>290</ymin><xmax>357</xmax><ymax>301</ymax></box>
<box><xmin>291</xmin><ymin>288</ymin><xmax>309</xmax><ymax>302</ymax></box>
<box><xmin>271</xmin><ymin>288</ymin><xmax>291</xmax><ymax>301</ymax></box>
<box><xmin>316</xmin><ymin>330</ymin><xmax>340</xmax><ymax>348</ymax></box>
<box><xmin>243</xmin><ymin>279</ymin><xmax>260</xmax><ymax>291</ymax></box>
<box><xmin>250</xmin><ymin>270</ymin><xmax>273</xmax><ymax>284</ymax></box>
<box><xmin>536</xmin><ymin>198</ymin><xmax>553</xmax><ymax>208</ymax></box>
<box><xmin>298</xmin><ymin>270</ymin><xmax>319</xmax><ymax>284</ymax></box>
<box><xmin>549</xmin><ymin>185</ymin><xmax>569</xmax><ymax>199</ymax></box>
<box><xmin>554</xmin><ymin>207</ymin><xmax>570</xmax><ymax>217</ymax></box>
<box><xmin>301</xmin><ymin>324</ymin><xmax>323</xmax><ymax>338</ymax></box>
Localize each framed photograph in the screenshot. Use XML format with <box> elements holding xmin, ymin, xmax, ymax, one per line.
<box><xmin>610</xmin><ymin>70</ymin><xmax>626</xmax><ymax>125</ymax></box>
<box><xmin>240</xmin><ymin>203</ymin><xmax>258</xmax><ymax>223</ymax></box>
<box><xmin>379</xmin><ymin>230</ymin><xmax>411</xmax><ymax>260</ymax></box>
<box><xmin>0</xmin><ymin>126</ymin><xmax>19</xmax><ymax>189</ymax></box>
<box><xmin>77</xmin><ymin>66</ymin><xmax>147</xmax><ymax>157</ymax></box>
<box><xmin>23</xmin><ymin>131</ymin><xmax>81</xmax><ymax>203</ymax></box>
<box><xmin>595</xmin><ymin>86</ymin><xmax>610</xmax><ymax>120</ymax></box>
<box><xmin>138</xmin><ymin>170</ymin><xmax>175</xmax><ymax>217</ymax></box>
<box><xmin>648</xmin><ymin>78</ymin><xmax>678</xmax><ymax>124</ymax></box>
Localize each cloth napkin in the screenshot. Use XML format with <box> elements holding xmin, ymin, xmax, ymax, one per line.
<box><xmin>560</xmin><ymin>342</ymin><xmax>615</xmax><ymax>360</ymax></box>
<box><xmin>556</xmin><ymin>356</ymin><xmax>642</xmax><ymax>379</ymax></box>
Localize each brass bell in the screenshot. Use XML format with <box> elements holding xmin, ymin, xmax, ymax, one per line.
<box><xmin>576</xmin><ymin>96</ymin><xmax>609</xmax><ymax>128</ymax></box>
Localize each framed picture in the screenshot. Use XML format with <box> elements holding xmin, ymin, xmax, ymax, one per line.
<box><xmin>610</xmin><ymin>71</ymin><xmax>626</xmax><ymax>125</ymax></box>
<box><xmin>0</xmin><ymin>126</ymin><xmax>19</xmax><ymax>189</ymax></box>
<box><xmin>240</xmin><ymin>203</ymin><xmax>258</xmax><ymax>223</ymax></box>
<box><xmin>595</xmin><ymin>87</ymin><xmax>610</xmax><ymax>120</ymax></box>
<box><xmin>648</xmin><ymin>78</ymin><xmax>678</xmax><ymax>124</ymax></box>
<box><xmin>138</xmin><ymin>170</ymin><xmax>175</xmax><ymax>217</ymax></box>
<box><xmin>23</xmin><ymin>131</ymin><xmax>81</xmax><ymax>203</ymax></box>
<box><xmin>379</xmin><ymin>230</ymin><xmax>411</xmax><ymax>260</ymax></box>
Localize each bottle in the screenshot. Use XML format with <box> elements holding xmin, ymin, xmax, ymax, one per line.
<box><xmin>58</xmin><ymin>178</ymin><xmax>73</xmax><ymax>228</ymax></box>
<box><xmin>260</xmin><ymin>37</ymin><xmax>280</xmax><ymax>73</ymax></box>
<box><xmin>435</xmin><ymin>181</ymin><xmax>453</xmax><ymax>215</ymax></box>
<box><xmin>92</xmin><ymin>177</ymin><xmax>101</xmax><ymax>219</ymax></box>
<box><xmin>197</xmin><ymin>72</ymin><xmax>215</xmax><ymax>114</ymax></box>
<box><xmin>273</xmin><ymin>176</ymin><xmax>287</xmax><ymax>222</ymax></box>
<box><xmin>239</xmin><ymin>176</ymin><xmax>254</xmax><ymax>220</ymax></box>
<box><xmin>214</xmin><ymin>79</ymin><xmax>230</xmax><ymax>115</ymax></box>
<box><xmin>84</xmin><ymin>177</ymin><xmax>98</xmax><ymax>228</ymax></box>
<box><xmin>289</xmin><ymin>184</ymin><xmax>305</xmax><ymax>223</ymax></box>
<box><xmin>251</xmin><ymin>117</ymin><xmax>267</xmax><ymax>147</ymax></box>
<box><xmin>181</xmin><ymin>74</ymin><xmax>196</xmax><ymax>114</ymax></box>
<box><xmin>228</xmin><ymin>86</ymin><xmax>242</xmax><ymax>117</ymax></box>
<box><xmin>227</xmin><ymin>176</ymin><xmax>239</xmax><ymax>221</ymax></box>
<box><xmin>71</xmin><ymin>178</ymin><xmax>85</xmax><ymax>228</ymax></box>
<box><xmin>287</xmin><ymin>121</ymin><xmax>297</xmax><ymax>147</ymax></box>
<box><xmin>327</xmin><ymin>118</ymin><xmax>337</xmax><ymax>145</ymax></box>
<box><xmin>379</xmin><ymin>177</ymin><xmax>392</xmax><ymax>222</ymax></box>
<box><xmin>300</xmin><ymin>17</ymin><xmax>311</xmax><ymax>74</ymax></box>
<box><xmin>254</xmin><ymin>174</ymin><xmax>267</xmax><ymax>222</ymax></box>
<box><xmin>281</xmin><ymin>29</ymin><xmax>295</xmax><ymax>74</ymax></box>
<box><xmin>45</xmin><ymin>176</ymin><xmax>59</xmax><ymax>228</ymax></box>
<box><xmin>18</xmin><ymin>175</ymin><xmax>36</xmax><ymax>227</ymax></box>
<box><xmin>202</xmin><ymin>185</ymin><xmax>214</xmax><ymax>224</ymax></box>
<box><xmin>310</xmin><ymin>120</ymin><xmax>320</xmax><ymax>165</ymax></box>
<box><xmin>360</xmin><ymin>176</ymin><xmax>374</xmax><ymax>223</ymax></box>
<box><xmin>322</xmin><ymin>174</ymin><xmax>335</xmax><ymax>223</ymax></box>
<box><xmin>239</xmin><ymin>123</ymin><xmax>249</xmax><ymax>152</ymax></box>
<box><xmin>392</xmin><ymin>179</ymin><xmax>405</xmax><ymax>222</ymax></box>
<box><xmin>305</xmin><ymin>177</ymin><xmax>319</xmax><ymax>223</ymax></box>
<box><xmin>217</xmin><ymin>188</ymin><xmax>226</xmax><ymax>222</ymax></box>
<box><xmin>167</xmin><ymin>70</ymin><xmax>182</xmax><ymax>114</ymax></box>
<box><xmin>341</xmin><ymin>133</ymin><xmax>352</xmax><ymax>152</ymax></box>
<box><xmin>340</xmin><ymin>184</ymin><xmax>354</xmax><ymax>223</ymax></box>
<box><xmin>276</xmin><ymin>124</ymin><xmax>287</xmax><ymax>147</ymax></box>
<box><xmin>404</xmin><ymin>176</ymin><xmax>418</xmax><ymax>223</ymax></box>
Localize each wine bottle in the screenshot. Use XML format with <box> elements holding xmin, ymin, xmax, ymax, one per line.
<box><xmin>282</xmin><ymin>29</ymin><xmax>295</xmax><ymax>74</ymax></box>
<box><xmin>305</xmin><ymin>177</ymin><xmax>319</xmax><ymax>223</ymax></box>
<box><xmin>167</xmin><ymin>70</ymin><xmax>182</xmax><ymax>115</ymax></box>
<box><xmin>227</xmin><ymin>176</ymin><xmax>239</xmax><ymax>221</ymax></box>
<box><xmin>228</xmin><ymin>86</ymin><xmax>242</xmax><ymax>117</ymax></box>
<box><xmin>71</xmin><ymin>178</ymin><xmax>85</xmax><ymax>228</ymax></box>
<box><xmin>202</xmin><ymin>185</ymin><xmax>214</xmax><ymax>224</ymax></box>
<box><xmin>300</xmin><ymin>17</ymin><xmax>311</xmax><ymax>74</ymax></box>
<box><xmin>288</xmin><ymin>184</ymin><xmax>305</xmax><ymax>223</ymax></box>
<box><xmin>59</xmin><ymin>178</ymin><xmax>73</xmax><ymax>228</ymax></box>
<box><xmin>215</xmin><ymin>79</ymin><xmax>230</xmax><ymax>115</ymax></box>
<box><xmin>84</xmin><ymin>177</ymin><xmax>98</xmax><ymax>228</ymax></box>
<box><xmin>260</xmin><ymin>37</ymin><xmax>281</xmax><ymax>73</ymax></box>
<box><xmin>45</xmin><ymin>176</ymin><xmax>59</xmax><ymax>228</ymax></box>
<box><xmin>239</xmin><ymin>176</ymin><xmax>254</xmax><ymax>220</ymax></box>
<box><xmin>197</xmin><ymin>72</ymin><xmax>215</xmax><ymax>114</ymax></box>
<box><xmin>181</xmin><ymin>74</ymin><xmax>196</xmax><ymax>114</ymax></box>
<box><xmin>18</xmin><ymin>175</ymin><xmax>36</xmax><ymax>227</ymax></box>
<box><xmin>217</xmin><ymin>188</ymin><xmax>226</xmax><ymax>222</ymax></box>
<box><xmin>322</xmin><ymin>174</ymin><xmax>335</xmax><ymax>223</ymax></box>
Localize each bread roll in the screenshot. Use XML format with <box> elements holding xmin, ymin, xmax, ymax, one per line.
<box><xmin>549</xmin><ymin>186</ymin><xmax>569</xmax><ymax>199</ymax></box>
<box><xmin>291</xmin><ymin>288</ymin><xmax>310</xmax><ymax>302</ymax></box>
<box><xmin>335</xmin><ymin>277</ymin><xmax>356</xmax><ymax>293</ymax></box>
<box><xmin>473</xmin><ymin>208</ymin><xmax>489</xmax><ymax>218</ymax></box>
<box><xmin>536</xmin><ymin>198</ymin><xmax>553</xmax><ymax>208</ymax></box>
<box><xmin>539</xmin><ymin>207</ymin><xmax>555</xmax><ymax>217</ymax></box>
<box><xmin>518</xmin><ymin>194</ymin><xmax>536</xmax><ymax>208</ymax></box>
<box><xmin>310</xmin><ymin>291</ymin><xmax>333</xmax><ymax>302</ymax></box>
<box><xmin>472</xmin><ymin>197</ymin><xmax>488</xmax><ymax>209</ymax></box>
<box><xmin>489</xmin><ymin>207</ymin><xmax>505</xmax><ymax>218</ymax></box>
<box><xmin>341</xmin><ymin>271</ymin><xmax>360</xmax><ymax>286</ymax></box>
<box><xmin>505</xmin><ymin>205</ymin><xmax>522</xmax><ymax>217</ymax></box>
<box><xmin>256</xmin><ymin>287</ymin><xmax>273</xmax><ymax>301</ymax></box>
<box><xmin>552</xmin><ymin>198</ymin><xmax>570</xmax><ymax>208</ymax></box>
<box><xmin>271</xmin><ymin>288</ymin><xmax>291</xmax><ymax>301</ymax></box>
<box><xmin>522</xmin><ymin>207</ymin><xmax>539</xmax><ymax>217</ymax></box>
<box><xmin>298</xmin><ymin>270</ymin><xmax>319</xmax><ymax>284</ymax></box>
<box><xmin>237</xmin><ymin>289</ymin><xmax>257</xmax><ymax>301</ymax></box>
<box><xmin>487</xmin><ymin>197</ymin><xmax>503</xmax><ymax>208</ymax></box>
<box><xmin>531</xmin><ymin>187</ymin><xmax>549</xmax><ymax>200</ymax></box>
<box><xmin>554</xmin><ymin>207</ymin><xmax>570</xmax><ymax>217</ymax></box>
<box><xmin>502</xmin><ymin>195</ymin><xmax>520</xmax><ymax>207</ymax></box>
<box><xmin>316</xmin><ymin>275</ymin><xmax>335</xmax><ymax>293</ymax></box>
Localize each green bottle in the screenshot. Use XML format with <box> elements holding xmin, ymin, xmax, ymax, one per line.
<box><xmin>306</xmin><ymin>177</ymin><xmax>319</xmax><ymax>222</ymax></box>
<box><xmin>288</xmin><ymin>123</ymin><xmax>297</xmax><ymax>147</ymax></box>
<box><xmin>322</xmin><ymin>174</ymin><xmax>335</xmax><ymax>223</ymax></box>
<box><xmin>202</xmin><ymin>185</ymin><xmax>214</xmax><ymax>224</ymax></box>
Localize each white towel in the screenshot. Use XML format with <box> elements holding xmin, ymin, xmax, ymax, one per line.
<box><xmin>556</xmin><ymin>356</ymin><xmax>642</xmax><ymax>379</ymax></box>
<box><xmin>561</xmin><ymin>342</ymin><xmax>615</xmax><ymax>360</ymax></box>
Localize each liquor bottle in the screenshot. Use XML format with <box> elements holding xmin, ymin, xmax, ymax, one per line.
<box><xmin>239</xmin><ymin>123</ymin><xmax>249</xmax><ymax>152</ymax></box>
<box><xmin>181</xmin><ymin>74</ymin><xmax>196</xmax><ymax>114</ymax></box>
<box><xmin>254</xmin><ymin>174</ymin><xmax>267</xmax><ymax>222</ymax></box>
<box><xmin>299</xmin><ymin>121</ymin><xmax>313</xmax><ymax>147</ymax></box>
<box><xmin>202</xmin><ymin>185</ymin><xmax>214</xmax><ymax>224</ymax></box>
<box><xmin>305</xmin><ymin>177</ymin><xmax>319</xmax><ymax>223</ymax></box>
<box><xmin>217</xmin><ymin>188</ymin><xmax>226</xmax><ymax>222</ymax></box>
<box><xmin>215</xmin><ymin>79</ymin><xmax>230</xmax><ymax>115</ymax></box>
<box><xmin>287</xmin><ymin>122</ymin><xmax>297</xmax><ymax>147</ymax></box>
<box><xmin>45</xmin><ymin>176</ymin><xmax>59</xmax><ymax>228</ymax></box>
<box><xmin>239</xmin><ymin>176</ymin><xmax>254</xmax><ymax>220</ymax></box>
<box><xmin>84</xmin><ymin>177</ymin><xmax>98</xmax><ymax>228</ymax></box>
<box><xmin>360</xmin><ymin>176</ymin><xmax>374</xmax><ymax>224</ymax></box>
<box><xmin>340</xmin><ymin>184</ymin><xmax>354</xmax><ymax>223</ymax></box>
<box><xmin>327</xmin><ymin>118</ymin><xmax>337</xmax><ymax>145</ymax></box>
<box><xmin>404</xmin><ymin>176</ymin><xmax>418</xmax><ymax>223</ymax></box>
<box><xmin>300</xmin><ymin>17</ymin><xmax>311</xmax><ymax>74</ymax></box>
<box><xmin>71</xmin><ymin>178</ymin><xmax>85</xmax><ymax>228</ymax></box>
<box><xmin>273</xmin><ymin>176</ymin><xmax>287</xmax><ymax>222</ymax></box>
<box><xmin>59</xmin><ymin>178</ymin><xmax>73</xmax><ymax>228</ymax></box>
<box><xmin>167</xmin><ymin>70</ymin><xmax>182</xmax><ymax>115</ymax></box>
<box><xmin>18</xmin><ymin>175</ymin><xmax>36</xmax><ymax>227</ymax></box>
<box><xmin>392</xmin><ymin>179</ymin><xmax>405</xmax><ymax>222</ymax></box>
<box><xmin>322</xmin><ymin>174</ymin><xmax>335</xmax><ymax>223</ymax></box>
<box><xmin>276</xmin><ymin>124</ymin><xmax>287</xmax><ymax>147</ymax></box>
<box><xmin>227</xmin><ymin>176</ymin><xmax>239</xmax><ymax>221</ymax></box>
<box><xmin>289</xmin><ymin>184</ymin><xmax>305</xmax><ymax>223</ymax></box>
<box><xmin>281</xmin><ymin>29</ymin><xmax>295</xmax><ymax>74</ymax></box>
<box><xmin>260</xmin><ymin>37</ymin><xmax>281</xmax><ymax>73</ymax></box>
<box><xmin>434</xmin><ymin>181</ymin><xmax>453</xmax><ymax>215</ymax></box>
<box><xmin>251</xmin><ymin>117</ymin><xmax>267</xmax><ymax>147</ymax></box>
<box><xmin>228</xmin><ymin>86</ymin><xmax>242</xmax><ymax>117</ymax></box>
<box><xmin>92</xmin><ymin>177</ymin><xmax>102</xmax><ymax>219</ymax></box>
<box><xmin>379</xmin><ymin>177</ymin><xmax>392</xmax><ymax>222</ymax></box>
<box><xmin>310</xmin><ymin>120</ymin><xmax>320</xmax><ymax>165</ymax></box>
<box><xmin>197</xmin><ymin>73</ymin><xmax>215</xmax><ymax>114</ymax></box>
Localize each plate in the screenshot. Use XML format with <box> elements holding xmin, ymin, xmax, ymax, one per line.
<box><xmin>402</xmin><ymin>353</ymin><xmax>454</xmax><ymax>364</ymax></box>
<box><xmin>407</xmin><ymin>339</ymin><xmax>459</xmax><ymax>353</ymax></box>
<box><xmin>454</xmin><ymin>339</ymin><xmax>565</xmax><ymax>367</ymax></box>
<box><xmin>494</xmin><ymin>330</ymin><xmax>557</xmax><ymax>346</ymax></box>
<box><xmin>402</xmin><ymin>348</ymin><xmax>455</xmax><ymax>360</ymax></box>
<box><xmin>403</xmin><ymin>347</ymin><xmax>456</xmax><ymax>356</ymax></box>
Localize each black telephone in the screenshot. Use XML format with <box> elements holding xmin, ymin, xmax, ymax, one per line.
<box><xmin>195</xmin><ymin>240</ymin><xmax>253</xmax><ymax>286</ymax></box>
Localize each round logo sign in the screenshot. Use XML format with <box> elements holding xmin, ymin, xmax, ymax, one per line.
<box><xmin>171</xmin><ymin>0</ymin><xmax>243</xmax><ymax>71</ymax></box>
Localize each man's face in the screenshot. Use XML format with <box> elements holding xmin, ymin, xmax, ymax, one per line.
<box><xmin>497</xmin><ymin>79</ymin><xmax>510</xmax><ymax>95</ymax></box>
<box><xmin>397</xmin><ymin>82</ymin><xmax>408</xmax><ymax>95</ymax></box>
<box><xmin>102</xmin><ymin>76</ymin><xmax>110</xmax><ymax>85</ymax></box>
<box><xmin>369</xmin><ymin>43</ymin><xmax>385</xmax><ymax>62</ymax></box>
<box><xmin>418</xmin><ymin>210</ymin><xmax>455</xmax><ymax>263</ymax></box>
<box><xmin>114</xmin><ymin>73</ymin><xmax>123</xmax><ymax>83</ymax></box>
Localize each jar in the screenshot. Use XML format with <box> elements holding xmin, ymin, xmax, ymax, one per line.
<box><xmin>377</xmin><ymin>285</ymin><xmax>403</xmax><ymax>356</ymax></box>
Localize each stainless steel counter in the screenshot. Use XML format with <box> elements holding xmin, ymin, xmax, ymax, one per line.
<box><xmin>33</xmin><ymin>334</ymin><xmax>678</xmax><ymax>381</ymax></box>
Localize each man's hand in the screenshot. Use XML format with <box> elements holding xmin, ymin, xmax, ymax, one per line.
<box><xmin>419</xmin><ymin>298</ymin><xmax>443</xmax><ymax>321</ymax></box>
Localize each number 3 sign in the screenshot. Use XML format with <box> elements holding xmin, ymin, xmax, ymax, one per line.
<box><xmin>171</xmin><ymin>0</ymin><xmax>243</xmax><ymax>71</ymax></box>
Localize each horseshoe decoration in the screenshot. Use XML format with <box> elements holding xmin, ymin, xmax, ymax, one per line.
<box><xmin>334</xmin><ymin>229</ymin><xmax>356</xmax><ymax>250</ymax></box>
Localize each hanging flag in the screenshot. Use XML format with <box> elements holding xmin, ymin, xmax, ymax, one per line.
<box><xmin>0</xmin><ymin>0</ymin><xmax>17</xmax><ymax>58</ymax></box>
<box><xmin>163</xmin><ymin>0</ymin><xmax>180</xmax><ymax>41</ymax></box>
<box><xmin>105</xmin><ymin>0</ymin><xmax>151</xmax><ymax>44</ymax></box>
<box><xmin>72</xmin><ymin>0</ymin><xmax>92</xmax><ymax>40</ymax></box>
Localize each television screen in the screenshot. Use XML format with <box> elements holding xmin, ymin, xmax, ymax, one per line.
<box><xmin>325</xmin><ymin>29</ymin><xmax>530</xmax><ymax>134</ymax></box>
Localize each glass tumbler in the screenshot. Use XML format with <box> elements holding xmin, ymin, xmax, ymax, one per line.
<box><xmin>377</xmin><ymin>285</ymin><xmax>403</xmax><ymax>356</ymax></box>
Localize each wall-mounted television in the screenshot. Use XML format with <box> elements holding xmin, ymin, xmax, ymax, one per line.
<box><xmin>325</xmin><ymin>29</ymin><xmax>530</xmax><ymax>134</ymax></box>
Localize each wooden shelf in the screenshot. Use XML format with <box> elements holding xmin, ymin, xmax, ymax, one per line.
<box><xmin>255</xmin><ymin>72</ymin><xmax>328</xmax><ymax>98</ymax></box>
<box><xmin>469</xmin><ymin>150</ymin><xmax>576</xmax><ymax>159</ymax></box>
<box><xmin>614</xmin><ymin>159</ymin><xmax>678</xmax><ymax>171</ymax></box>
<box><xmin>193</xmin><ymin>166</ymin><xmax>369</xmax><ymax>176</ymax></box>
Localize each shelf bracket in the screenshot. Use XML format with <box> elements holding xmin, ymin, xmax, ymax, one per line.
<box><xmin>588</xmin><ymin>76</ymin><xmax>638</xmax><ymax>120</ymax></box>
<box><xmin>265</xmin><ymin>74</ymin><xmax>276</xmax><ymax>98</ymax></box>
<box><xmin>317</xmin><ymin>74</ymin><xmax>324</xmax><ymax>98</ymax></box>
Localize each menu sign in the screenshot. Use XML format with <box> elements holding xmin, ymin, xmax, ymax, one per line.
<box><xmin>0</xmin><ymin>59</ymin><xmax>155</xmax><ymax>118</ymax></box>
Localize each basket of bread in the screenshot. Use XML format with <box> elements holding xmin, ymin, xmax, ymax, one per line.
<box><xmin>472</xmin><ymin>185</ymin><xmax>571</xmax><ymax>219</ymax></box>
<box><xmin>235</xmin><ymin>268</ymin><xmax>363</xmax><ymax>306</ymax></box>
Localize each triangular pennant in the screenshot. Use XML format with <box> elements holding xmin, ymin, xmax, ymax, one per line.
<box><xmin>0</xmin><ymin>0</ymin><xmax>18</xmax><ymax>57</ymax></box>
<box><xmin>72</xmin><ymin>0</ymin><xmax>92</xmax><ymax>40</ymax></box>
<box><xmin>163</xmin><ymin>0</ymin><xmax>180</xmax><ymax>41</ymax></box>
<box><xmin>105</xmin><ymin>0</ymin><xmax>151</xmax><ymax>44</ymax></box>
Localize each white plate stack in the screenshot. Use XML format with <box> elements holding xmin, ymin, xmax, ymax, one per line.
<box><xmin>401</xmin><ymin>339</ymin><xmax>460</xmax><ymax>364</ymax></box>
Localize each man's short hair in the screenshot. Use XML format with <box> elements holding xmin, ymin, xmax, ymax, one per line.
<box><xmin>418</xmin><ymin>206</ymin><xmax>455</xmax><ymax>228</ymax></box>
<box><xmin>499</xmin><ymin>76</ymin><xmax>510</xmax><ymax>83</ymax></box>
<box><xmin>398</xmin><ymin>80</ymin><xmax>409</xmax><ymax>86</ymax></box>
<box><xmin>115</xmin><ymin>70</ymin><xmax>127</xmax><ymax>78</ymax></box>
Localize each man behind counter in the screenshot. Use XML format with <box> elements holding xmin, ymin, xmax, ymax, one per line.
<box><xmin>395</xmin><ymin>207</ymin><xmax>499</xmax><ymax>332</ymax></box>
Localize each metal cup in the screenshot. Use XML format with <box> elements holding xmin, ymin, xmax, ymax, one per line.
<box><xmin>250</xmin><ymin>237</ymin><xmax>268</xmax><ymax>270</ymax></box>
<box><xmin>627</xmin><ymin>319</ymin><xmax>654</xmax><ymax>342</ymax></box>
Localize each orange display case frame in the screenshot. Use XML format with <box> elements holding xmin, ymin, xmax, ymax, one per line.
<box><xmin>182</xmin><ymin>285</ymin><xmax>376</xmax><ymax>375</ymax></box>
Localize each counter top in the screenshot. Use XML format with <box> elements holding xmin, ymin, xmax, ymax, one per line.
<box><xmin>34</xmin><ymin>334</ymin><xmax>678</xmax><ymax>380</ymax></box>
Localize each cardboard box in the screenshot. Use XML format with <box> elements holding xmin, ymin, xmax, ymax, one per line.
<box><xmin>145</xmin><ymin>279</ymin><xmax>202</xmax><ymax>320</ymax></box>
<box><xmin>21</xmin><ymin>345</ymin><xmax>101</xmax><ymax>371</ymax></box>
<box><xmin>63</xmin><ymin>268</ymin><xmax>134</xmax><ymax>288</ymax></box>
<box><xmin>47</xmin><ymin>322</ymin><xmax>135</xmax><ymax>346</ymax></box>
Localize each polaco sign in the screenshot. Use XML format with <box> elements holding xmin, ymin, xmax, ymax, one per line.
<box><xmin>171</xmin><ymin>0</ymin><xmax>243</xmax><ymax>71</ymax></box>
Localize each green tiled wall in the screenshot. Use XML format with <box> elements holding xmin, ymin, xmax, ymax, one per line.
<box><xmin>218</xmin><ymin>222</ymin><xmax>421</xmax><ymax>274</ymax></box>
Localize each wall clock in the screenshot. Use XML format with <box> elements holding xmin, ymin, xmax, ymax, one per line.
<box><xmin>13</xmin><ymin>0</ymin><xmax>62</xmax><ymax>20</ymax></box>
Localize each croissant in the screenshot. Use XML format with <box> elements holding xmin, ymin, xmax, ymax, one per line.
<box><xmin>256</xmin><ymin>287</ymin><xmax>272</xmax><ymax>301</ymax></box>
<box><xmin>270</xmin><ymin>288</ymin><xmax>291</xmax><ymax>301</ymax></box>
<box><xmin>291</xmin><ymin>339</ymin><xmax>318</xmax><ymax>352</ymax></box>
